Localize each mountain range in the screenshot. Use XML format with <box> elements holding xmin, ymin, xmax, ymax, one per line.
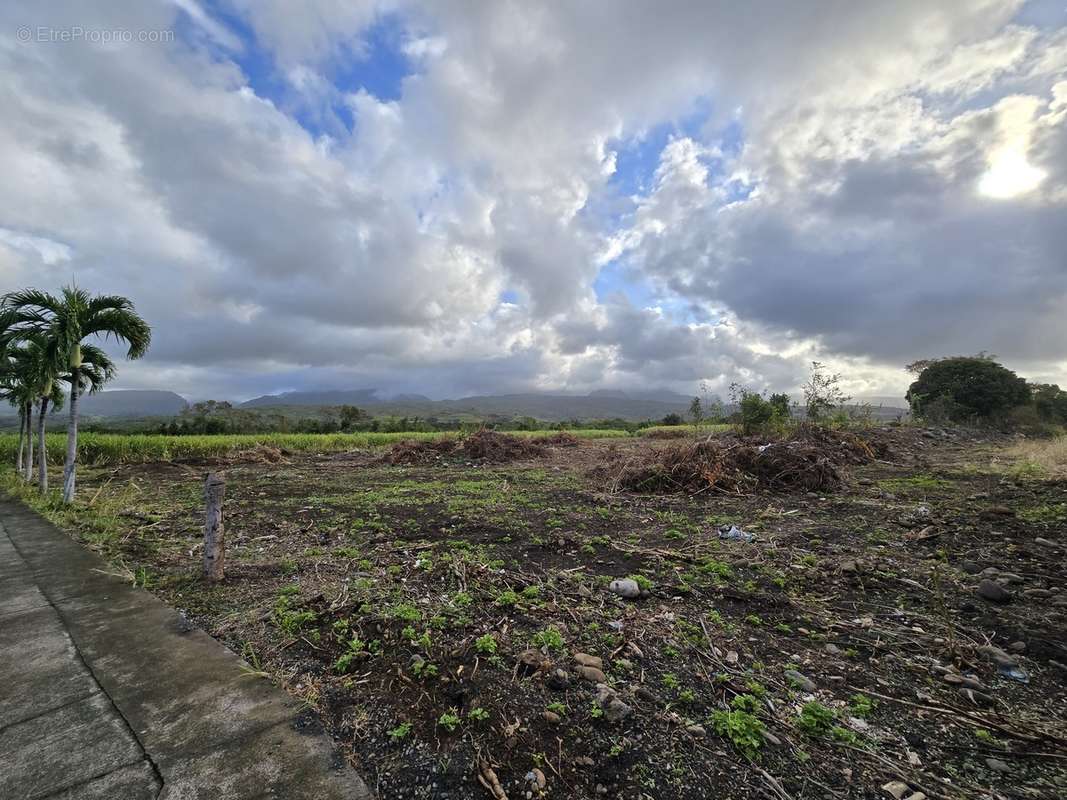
<box><xmin>0</xmin><ymin>387</ymin><xmax>909</xmax><ymax>422</ymax></box>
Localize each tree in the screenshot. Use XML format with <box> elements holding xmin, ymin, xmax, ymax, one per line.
<box><xmin>1031</xmin><ymin>383</ymin><xmax>1067</xmax><ymax>424</ymax></box>
<box><xmin>906</xmin><ymin>357</ymin><xmax>1030</xmax><ymax>422</ymax></box>
<box><xmin>3</xmin><ymin>287</ymin><xmax>151</xmax><ymax>502</ymax></box>
<box><xmin>688</xmin><ymin>397</ymin><xmax>703</xmax><ymax>427</ymax></box>
<box><xmin>802</xmin><ymin>362</ymin><xmax>850</xmax><ymax>423</ymax></box>
<box><xmin>768</xmin><ymin>393</ymin><xmax>791</xmax><ymax>418</ymax></box>
<box><xmin>8</xmin><ymin>332</ymin><xmax>65</xmax><ymax>493</ymax></box>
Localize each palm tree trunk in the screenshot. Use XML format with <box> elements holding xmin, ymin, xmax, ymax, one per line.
<box><xmin>62</xmin><ymin>372</ymin><xmax>80</xmax><ymax>503</ymax></box>
<box><xmin>25</xmin><ymin>404</ymin><xmax>34</xmax><ymax>481</ymax></box>
<box><xmin>16</xmin><ymin>405</ymin><xmax>25</xmax><ymax>475</ymax></box>
<box><xmin>37</xmin><ymin>398</ymin><xmax>48</xmax><ymax>494</ymax></box>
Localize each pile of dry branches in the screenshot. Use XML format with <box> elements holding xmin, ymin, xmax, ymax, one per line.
<box><xmin>617</xmin><ymin>427</ymin><xmax>878</xmax><ymax>494</ymax></box>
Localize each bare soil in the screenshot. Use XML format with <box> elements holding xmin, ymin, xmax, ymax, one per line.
<box><xmin>48</xmin><ymin>427</ymin><xmax>1067</xmax><ymax>800</ymax></box>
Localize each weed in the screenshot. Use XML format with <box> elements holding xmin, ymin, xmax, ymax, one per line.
<box><xmin>474</xmin><ymin>633</ymin><xmax>498</xmax><ymax>654</ymax></box>
<box><xmin>797</xmin><ymin>701</ymin><xmax>835</xmax><ymax>736</ymax></box>
<box><xmin>849</xmin><ymin>693</ymin><xmax>875</xmax><ymax>718</ymax></box>
<box><xmin>710</xmin><ymin>710</ymin><xmax>764</xmax><ymax>759</ymax></box>
<box><xmin>532</xmin><ymin>626</ymin><xmax>565</xmax><ymax>651</ymax></box>
<box><xmin>731</xmin><ymin>694</ymin><xmax>761</xmax><ymax>713</ymax></box>
<box><xmin>437</xmin><ymin>710</ymin><xmax>462</xmax><ymax>732</ymax></box>
<box><xmin>387</xmin><ymin>722</ymin><xmax>412</xmax><ymax>741</ymax></box>
<box><xmin>468</xmin><ymin>707</ymin><xmax>490</xmax><ymax>723</ymax></box>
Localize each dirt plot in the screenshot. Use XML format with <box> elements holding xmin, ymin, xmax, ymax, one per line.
<box><xmin>39</xmin><ymin>427</ymin><xmax>1067</xmax><ymax>800</ymax></box>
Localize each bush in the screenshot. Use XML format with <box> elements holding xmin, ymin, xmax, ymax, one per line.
<box><xmin>1032</xmin><ymin>384</ymin><xmax>1067</xmax><ymax>425</ymax></box>
<box><xmin>907</xmin><ymin>357</ymin><xmax>1030</xmax><ymax>423</ymax></box>
<box><xmin>739</xmin><ymin>392</ymin><xmax>776</xmax><ymax>435</ymax></box>
<box><xmin>803</xmin><ymin>362</ymin><xmax>850</xmax><ymax>423</ymax></box>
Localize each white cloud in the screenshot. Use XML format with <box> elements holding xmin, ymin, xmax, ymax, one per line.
<box><xmin>0</xmin><ymin>0</ymin><xmax>1064</xmax><ymax>401</ymax></box>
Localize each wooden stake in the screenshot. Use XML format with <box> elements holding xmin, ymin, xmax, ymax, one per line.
<box><xmin>203</xmin><ymin>473</ymin><xmax>226</xmax><ymax>582</ymax></box>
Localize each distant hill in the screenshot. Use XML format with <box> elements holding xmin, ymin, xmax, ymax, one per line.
<box><xmin>76</xmin><ymin>390</ymin><xmax>188</xmax><ymax>418</ymax></box>
<box><xmin>240</xmin><ymin>389</ymin><xmax>698</xmax><ymax>422</ymax></box>
<box><xmin>242</xmin><ymin>389</ymin><xmax>381</xmax><ymax>408</ymax></box>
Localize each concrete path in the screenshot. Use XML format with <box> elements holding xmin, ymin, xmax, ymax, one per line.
<box><xmin>0</xmin><ymin>499</ymin><xmax>373</xmax><ymax>800</ymax></box>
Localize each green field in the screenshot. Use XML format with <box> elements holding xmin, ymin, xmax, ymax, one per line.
<box><xmin>637</xmin><ymin>423</ymin><xmax>732</xmax><ymax>437</ymax></box>
<box><xmin>0</xmin><ymin>428</ymin><xmax>631</xmax><ymax>466</ymax></box>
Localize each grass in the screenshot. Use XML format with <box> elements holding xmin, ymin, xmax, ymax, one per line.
<box><xmin>0</xmin><ymin>428</ymin><xmax>629</xmax><ymax>466</ymax></box>
<box><xmin>1003</xmin><ymin>436</ymin><xmax>1067</xmax><ymax>478</ymax></box>
<box><xmin>638</xmin><ymin>424</ymin><xmax>732</xmax><ymax>438</ymax></box>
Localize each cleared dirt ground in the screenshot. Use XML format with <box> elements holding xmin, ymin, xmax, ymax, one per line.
<box><xmin>33</xmin><ymin>427</ymin><xmax>1067</xmax><ymax>800</ymax></box>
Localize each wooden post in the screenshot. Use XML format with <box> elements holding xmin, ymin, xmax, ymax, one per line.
<box><xmin>203</xmin><ymin>473</ymin><xmax>225</xmax><ymax>582</ymax></box>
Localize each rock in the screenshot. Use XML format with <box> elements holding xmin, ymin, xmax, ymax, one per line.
<box><xmin>979</xmin><ymin>567</ymin><xmax>1001</xmax><ymax>578</ymax></box>
<box><xmin>998</xmin><ymin>572</ymin><xmax>1024</xmax><ymax>584</ymax></box>
<box><xmin>574</xmin><ymin>653</ymin><xmax>604</xmax><ymax>669</ymax></box>
<box><xmin>942</xmin><ymin>672</ymin><xmax>962</xmax><ymax>685</ymax></box>
<box><xmin>986</xmin><ymin>758</ymin><xmax>1011</xmax><ymax>774</ymax></box>
<box><xmin>984</xmin><ymin>505</ymin><xmax>1015</xmax><ymax>517</ymax></box>
<box><xmin>577</xmin><ymin>665</ymin><xmax>607</xmax><ymax>683</ymax></box>
<box><xmin>841</xmin><ymin>559</ymin><xmax>860</xmax><ymax>575</ymax></box>
<box><xmin>517</xmin><ymin>649</ymin><xmax>545</xmax><ymax>676</ymax></box>
<box><xmin>904</xmin><ymin>794</ymin><xmax>927</xmax><ymax>800</ymax></box>
<box><xmin>542</xmin><ymin>711</ymin><xmax>561</xmax><ymax>724</ymax></box>
<box><xmin>609</xmin><ymin>578</ymin><xmax>641</xmax><ymax>599</ymax></box>
<box><xmin>546</xmin><ymin>668</ymin><xmax>570</xmax><ymax>690</ymax></box>
<box><xmin>604</xmin><ymin>698</ymin><xmax>632</xmax><ymax>722</ymax></box>
<box><xmin>685</xmin><ymin>724</ymin><xmax>707</xmax><ymax>737</ymax></box>
<box><xmin>725</xmin><ymin>650</ymin><xmax>739</xmax><ymax>665</ymax></box>
<box><xmin>634</xmin><ymin>686</ymin><xmax>659</xmax><ymax>703</ymax></box>
<box><xmin>976</xmin><ymin>579</ymin><xmax>1012</xmax><ymax>604</ymax></box>
<box><xmin>525</xmin><ymin>767</ymin><xmax>547</xmax><ymax>791</ymax></box>
<box><xmin>762</xmin><ymin>730</ymin><xmax>782</xmax><ymax>746</ymax></box>
<box><xmin>961</xmin><ymin>561</ymin><xmax>982</xmax><ymax>574</ymax></box>
<box><xmin>823</xmin><ymin>644</ymin><xmax>841</xmax><ymax>655</ymax></box>
<box><xmin>1023</xmin><ymin>588</ymin><xmax>1053</xmax><ymax>598</ymax></box>
<box><xmin>594</xmin><ymin>684</ymin><xmax>632</xmax><ymax>722</ymax></box>
<box><xmin>1034</xmin><ymin>537</ymin><xmax>1060</xmax><ymax>549</ymax></box>
<box><xmin>574</xmin><ymin>756</ymin><xmax>594</xmax><ymax>767</ymax></box>
<box><xmin>1008</xmin><ymin>641</ymin><xmax>1027</xmax><ymax>653</ymax></box>
<box><xmin>784</xmin><ymin>669</ymin><xmax>816</xmax><ymax>692</ymax></box>
<box><xmin>882</xmin><ymin>780</ymin><xmax>910</xmax><ymax>799</ymax></box>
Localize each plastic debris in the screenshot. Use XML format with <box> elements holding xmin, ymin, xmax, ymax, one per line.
<box><xmin>997</xmin><ymin>663</ymin><xmax>1030</xmax><ymax>683</ymax></box>
<box><xmin>718</xmin><ymin>525</ymin><xmax>755</xmax><ymax>542</ymax></box>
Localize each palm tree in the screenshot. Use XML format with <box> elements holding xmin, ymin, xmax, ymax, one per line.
<box><xmin>22</xmin><ymin>332</ymin><xmax>63</xmax><ymax>492</ymax></box>
<box><xmin>2</xmin><ymin>287</ymin><xmax>151</xmax><ymax>502</ymax></box>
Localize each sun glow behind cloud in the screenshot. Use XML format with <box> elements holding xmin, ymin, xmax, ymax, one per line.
<box><xmin>978</xmin><ymin>147</ymin><xmax>1047</xmax><ymax>198</ymax></box>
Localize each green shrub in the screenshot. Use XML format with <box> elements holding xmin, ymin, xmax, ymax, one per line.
<box><xmin>907</xmin><ymin>356</ymin><xmax>1030</xmax><ymax>423</ymax></box>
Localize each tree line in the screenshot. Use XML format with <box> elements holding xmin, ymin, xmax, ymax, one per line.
<box><xmin>0</xmin><ymin>286</ymin><xmax>151</xmax><ymax>502</ymax></box>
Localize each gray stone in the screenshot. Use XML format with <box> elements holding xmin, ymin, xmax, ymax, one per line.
<box><xmin>784</xmin><ymin>669</ymin><xmax>816</xmax><ymax>692</ymax></box>
<box><xmin>609</xmin><ymin>578</ymin><xmax>641</xmax><ymax>599</ymax></box>
<box><xmin>976</xmin><ymin>579</ymin><xmax>1011</xmax><ymax>603</ymax></box>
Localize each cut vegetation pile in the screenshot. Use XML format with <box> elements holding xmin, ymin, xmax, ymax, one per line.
<box><xmin>382</xmin><ymin>429</ymin><xmax>557</xmax><ymax>465</ymax></box>
<box><xmin>618</xmin><ymin>426</ymin><xmax>879</xmax><ymax>494</ymax></box>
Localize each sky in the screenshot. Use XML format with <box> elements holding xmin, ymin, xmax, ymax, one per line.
<box><xmin>1</xmin><ymin>0</ymin><xmax>1065</xmax><ymax>402</ymax></box>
